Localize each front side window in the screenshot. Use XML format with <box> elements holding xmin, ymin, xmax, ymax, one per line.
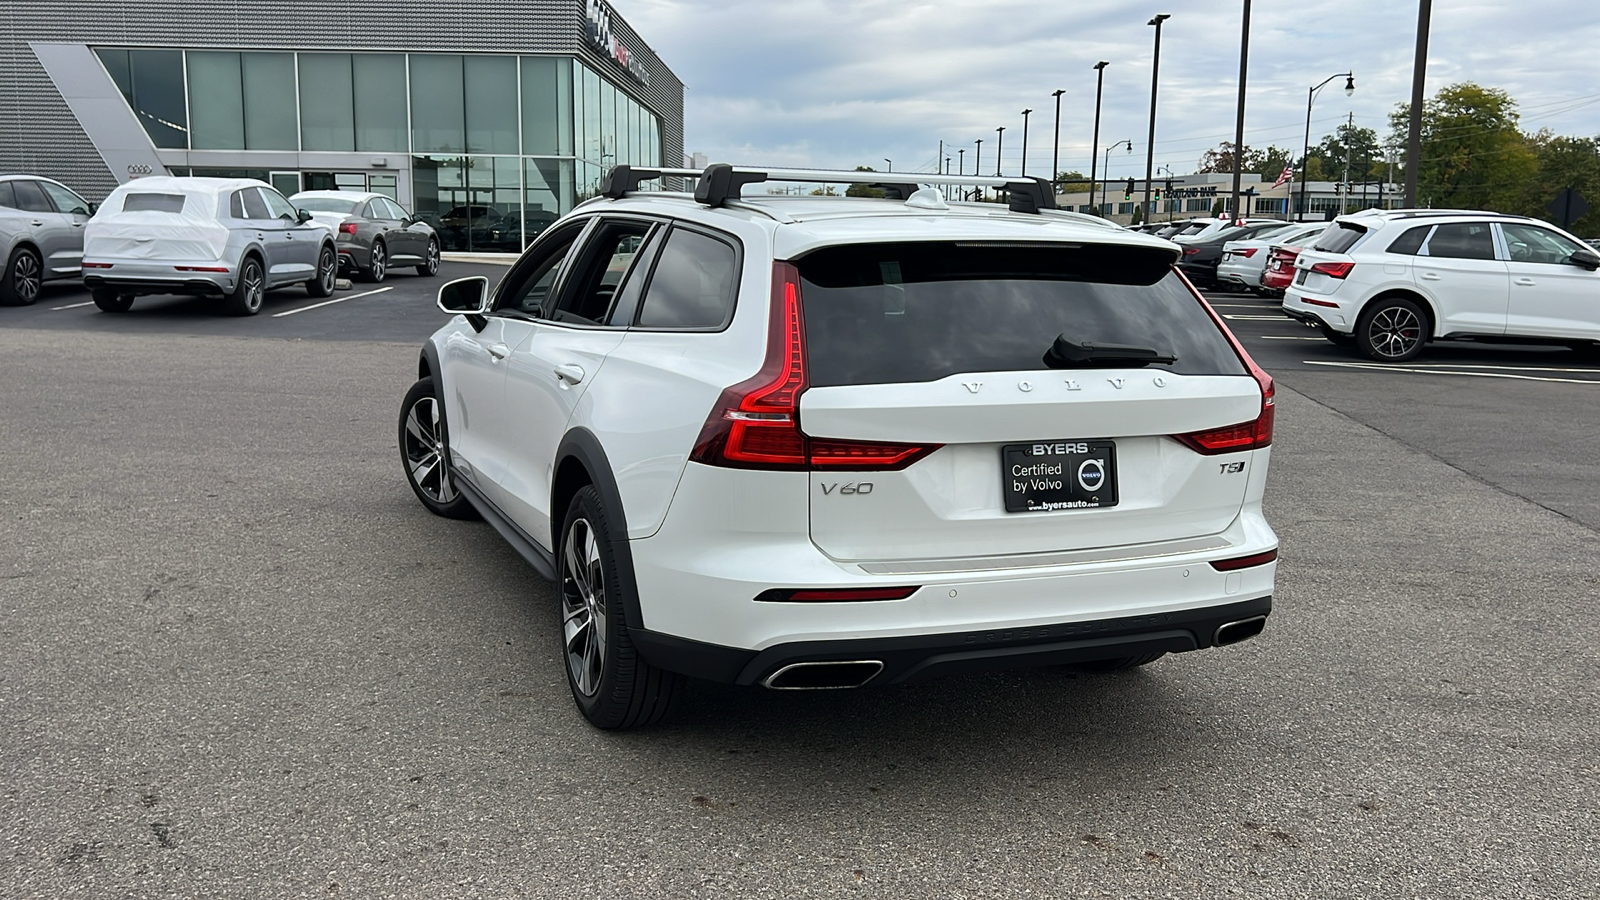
<box><xmin>634</xmin><ymin>228</ymin><xmax>739</xmax><ymax>329</ymax></box>
<box><xmin>1501</xmin><ymin>223</ymin><xmax>1586</xmax><ymax>265</ymax></box>
<box><xmin>260</xmin><ymin>188</ymin><xmax>297</xmax><ymax>221</ymax></box>
<box><xmin>1424</xmin><ymin>223</ymin><xmax>1496</xmax><ymax>260</ymax></box>
<box><xmin>38</xmin><ymin>182</ymin><xmax>90</xmax><ymax>215</ymax></box>
<box><xmin>495</xmin><ymin>225</ymin><xmax>584</xmax><ymax>315</ymax></box>
<box><xmin>553</xmin><ymin>220</ymin><xmax>654</xmax><ymax>325</ymax></box>
<box><xmin>796</xmin><ymin>242</ymin><xmax>1247</xmax><ymax>387</ymax></box>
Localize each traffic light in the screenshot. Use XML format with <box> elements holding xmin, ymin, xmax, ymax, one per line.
<box><xmin>1123</xmin><ymin>178</ymin><xmax>1135</xmax><ymax>200</ymax></box>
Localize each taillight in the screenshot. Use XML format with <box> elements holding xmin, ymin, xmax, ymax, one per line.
<box><xmin>1310</xmin><ymin>261</ymin><xmax>1354</xmax><ymax>278</ymax></box>
<box><xmin>1177</xmin><ymin>270</ymin><xmax>1275</xmax><ymax>455</ymax></box>
<box><xmin>755</xmin><ymin>586</ymin><xmax>920</xmax><ymax>603</ymax></box>
<box><xmin>1183</xmin><ymin>247</ymin><xmax>1200</xmax><ymax>256</ymax></box>
<box><xmin>338</xmin><ymin>222</ymin><xmax>357</xmax><ymax>234</ymax></box>
<box><xmin>81</xmin><ymin>261</ymin><xmax>112</xmax><ymax>268</ymax></box>
<box><xmin>1210</xmin><ymin>549</ymin><xmax>1278</xmax><ymax>571</ymax></box>
<box><xmin>689</xmin><ymin>262</ymin><xmax>941</xmax><ymax>471</ymax></box>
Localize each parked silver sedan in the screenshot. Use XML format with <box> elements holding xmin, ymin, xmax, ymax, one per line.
<box><xmin>1</xmin><ymin>174</ymin><xmax>94</xmax><ymax>306</ymax></box>
<box><xmin>290</xmin><ymin>191</ymin><xmax>440</xmax><ymax>283</ymax></box>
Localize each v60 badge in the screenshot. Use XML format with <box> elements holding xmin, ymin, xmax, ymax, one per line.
<box><xmin>820</xmin><ymin>482</ymin><xmax>873</xmax><ymax>495</ymax></box>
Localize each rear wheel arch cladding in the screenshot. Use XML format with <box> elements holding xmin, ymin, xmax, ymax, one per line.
<box><xmin>1362</xmin><ymin>289</ymin><xmax>1437</xmax><ymax>337</ymax></box>
<box><xmin>552</xmin><ymin>429</ymin><xmax>648</xmax><ymax>632</ymax></box>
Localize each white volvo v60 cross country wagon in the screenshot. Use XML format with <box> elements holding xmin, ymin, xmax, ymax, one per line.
<box><xmin>399</xmin><ymin>164</ymin><xmax>1279</xmax><ymax>729</ymax></box>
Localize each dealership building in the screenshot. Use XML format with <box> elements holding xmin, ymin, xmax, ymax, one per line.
<box><xmin>1</xmin><ymin>0</ymin><xmax>684</xmax><ymax>251</ymax></box>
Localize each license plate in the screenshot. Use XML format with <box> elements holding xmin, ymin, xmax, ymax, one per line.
<box><xmin>1002</xmin><ymin>441</ymin><xmax>1119</xmax><ymax>513</ymax></box>
<box><xmin>1295</xmin><ymin>269</ymin><xmax>1308</xmax><ymax>285</ymax></box>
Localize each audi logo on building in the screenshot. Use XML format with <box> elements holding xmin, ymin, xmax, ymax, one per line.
<box><xmin>127</xmin><ymin>163</ymin><xmax>154</xmax><ymax>177</ymax></box>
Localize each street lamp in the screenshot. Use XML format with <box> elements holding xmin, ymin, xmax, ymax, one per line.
<box><xmin>958</xmin><ymin>148</ymin><xmax>965</xmax><ymax>177</ymax></box>
<box><xmin>1143</xmin><ymin>14</ymin><xmax>1171</xmax><ymax>215</ymax></box>
<box><xmin>1157</xmin><ymin>165</ymin><xmax>1176</xmax><ymax>221</ymax></box>
<box><xmin>1020</xmin><ymin>109</ymin><xmax>1033</xmax><ymax>177</ymax></box>
<box><xmin>1089</xmin><ymin>62</ymin><xmax>1109</xmax><ymax>213</ymax></box>
<box><xmin>883</xmin><ymin>158</ymin><xmax>892</xmax><ymax>173</ymax></box>
<box><xmin>1051</xmin><ymin>88</ymin><xmax>1065</xmax><ymax>188</ymax></box>
<box><xmin>1100</xmin><ymin>139</ymin><xmax>1134</xmax><ymax>216</ymax></box>
<box><xmin>995</xmin><ymin>127</ymin><xmax>1005</xmax><ymax>177</ymax></box>
<box><xmin>974</xmin><ymin>139</ymin><xmax>983</xmax><ymax>199</ymax></box>
<box><xmin>1298</xmin><ymin>72</ymin><xmax>1354</xmax><ymax>219</ymax></box>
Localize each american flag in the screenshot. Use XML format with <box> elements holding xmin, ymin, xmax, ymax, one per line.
<box><xmin>1270</xmin><ymin>166</ymin><xmax>1294</xmax><ymax>189</ymax></box>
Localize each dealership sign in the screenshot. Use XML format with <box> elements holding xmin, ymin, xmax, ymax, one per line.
<box><xmin>586</xmin><ymin>0</ymin><xmax>650</xmax><ymax>87</ymax></box>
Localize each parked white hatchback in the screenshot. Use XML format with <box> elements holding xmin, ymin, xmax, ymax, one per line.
<box><xmin>399</xmin><ymin>165</ymin><xmax>1279</xmax><ymax>729</ymax></box>
<box><xmin>1284</xmin><ymin>209</ymin><xmax>1600</xmax><ymax>360</ymax></box>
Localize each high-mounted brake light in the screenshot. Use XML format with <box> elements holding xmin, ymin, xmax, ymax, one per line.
<box><xmin>689</xmin><ymin>262</ymin><xmax>940</xmax><ymax>471</ymax></box>
<box><xmin>1310</xmin><ymin>261</ymin><xmax>1354</xmax><ymax>278</ymax></box>
<box><xmin>1175</xmin><ymin>274</ymin><xmax>1275</xmax><ymax>455</ymax></box>
<box><xmin>338</xmin><ymin>222</ymin><xmax>358</xmax><ymax>234</ymax></box>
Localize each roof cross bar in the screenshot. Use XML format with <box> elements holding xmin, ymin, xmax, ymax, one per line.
<box><xmin>673</xmin><ymin>164</ymin><xmax>1060</xmax><ymax>214</ymax></box>
<box><xmin>598</xmin><ymin>165</ymin><xmax>704</xmax><ymax>199</ymax></box>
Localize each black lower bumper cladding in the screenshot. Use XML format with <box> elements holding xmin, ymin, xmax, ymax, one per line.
<box><xmin>631</xmin><ymin>595</ymin><xmax>1272</xmax><ymax>687</ymax></box>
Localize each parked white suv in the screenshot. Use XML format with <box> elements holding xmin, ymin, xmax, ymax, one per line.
<box><xmin>399</xmin><ymin>165</ymin><xmax>1279</xmax><ymax>729</ymax></box>
<box><xmin>1284</xmin><ymin>209</ymin><xmax>1600</xmax><ymax>360</ymax></box>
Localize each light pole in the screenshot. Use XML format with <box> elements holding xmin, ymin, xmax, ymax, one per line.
<box><xmin>1157</xmin><ymin>165</ymin><xmax>1176</xmax><ymax>221</ymax></box>
<box><xmin>1298</xmin><ymin>72</ymin><xmax>1354</xmax><ymax>220</ymax></box>
<box><xmin>1089</xmin><ymin>61</ymin><xmax>1109</xmax><ymax>213</ymax></box>
<box><xmin>1051</xmin><ymin>88</ymin><xmax>1065</xmax><ymax>188</ymax></box>
<box><xmin>958</xmin><ymin>148</ymin><xmax>965</xmax><ymax>176</ymax></box>
<box><xmin>974</xmin><ymin>139</ymin><xmax>983</xmax><ymax>200</ymax></box>
<box><xmin>883</xmin><ymin>158</ymin><xmax>892</xmax><ymax>173</ymax></box>
<box><xmin>1405</xmin><ymin>0</ymin><xmax>1432</xmax><ymax>206</ymax></box>
<box><xmin>1020</xmin><ymin>109</ymin><xmax>1032</xmax><ymax>177</ymax></box>
<box><xmin>995</xmin><ymin>127</ymin><xmax>1005</xmax><ymax>177</ymax></box>
<box><xmin>1100</xmin><ymin>139</ymin><xmax>1133</xmax><ymax>217</ymax></box>
<box><xmin>1143</xmin><ymin>14</ymin><xmax>1170</xmax><ymax>216</ymax></box>
<box><xmin>1228</xmin><ymin>0</ymin><xmax>1253</xmax><ymax>227</ymax></box>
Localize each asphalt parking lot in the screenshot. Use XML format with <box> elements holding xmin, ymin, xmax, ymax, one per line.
<box><xmin>4</xmin><ymin>265</ymin><xmax>1600</xmax><ymax>897</ymax></box>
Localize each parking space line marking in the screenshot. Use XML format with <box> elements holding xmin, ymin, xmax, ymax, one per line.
<box><xmin>1223</xmin><ymin>314</ymin><xmax>1290</xmax><ymax>320</ymax></box>
<box><xmin>1259</xmin><ymin>335</ymin><xmax>1325</xmax><ymax>340</ymax></box>
<box><xmin>51</xmin><ymin>301</ymin><xmax>95</xmax><ymax>310</ymax></box>
<box><xmin>272</xmin><ymin>286</ymin><xmax>393</xmax><ymax>317</ymax></box>
<box><xmin>1392</xmin><ymin>362</ymin><xmax>1600</xmax><ymax>374</ymax></box>
<box><xmin>1208</xmin><ymin>303</ymin><xmax>1272</xmax><ymax>308</ymax></box>
<box><xmin>1304</xmin><ymin>360</ymin><xmax>1600</xmax><ymax>384</ymax></box>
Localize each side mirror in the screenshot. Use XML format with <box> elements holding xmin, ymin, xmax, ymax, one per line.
<box><xmin>437</xmin><ymin>276</ymin><xmax>489</xmax><ymax>314</ymax></box>
<box><xmin>1568</xmin><ymin>248</ymin><xmax>1600</xmax><ymax>271</ymax></box>
<box><xmin>296</xmin><ymin>208</ymin><xmax>314</xmax><ymax>224</ymax></box>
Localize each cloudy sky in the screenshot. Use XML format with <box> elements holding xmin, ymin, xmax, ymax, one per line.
<box><xmin>622</xmin><ymin>0</ymin><xmax>1600</xmax><ymax>180</ymax></box>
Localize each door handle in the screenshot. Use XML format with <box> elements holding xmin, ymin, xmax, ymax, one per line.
<box><xmin>1420</xmin><ymin>272</ymin><xmax>1442</xmax><ymax>281</ymax></box>
<box><xmin>554</xmin><ymin>363</ymin><xmax>586</xmax><ymax>385</ymax></box>
<box><xmin>31</xmin><ymin>220</ymin><xmax>44</xmax><ymax>226</ymax></box>
<box><xmin>1514</xmin><ymin>277</ymin><xmax>1536</xmax><ymax>286</ymax></box>
<box><xmin>487</xmin><ymin>343</ymin><xmax>511</xmax><ymax>361</ymax></box>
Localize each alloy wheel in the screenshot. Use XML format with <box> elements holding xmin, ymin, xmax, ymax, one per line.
<box><xmin>13</xmin><ymin>253</ymin><xmax>40</xmax><ymax>302</ymax></box>
<box><xmin>371</xmin><ymin>242</ymin><xmax>386</xmax><ymax>281</ymax></box>
<box><xmin>402</xmin><ymin>395</ymin><xmax>457</xmax><ymax>504</ymax></box>
<box><xmin>243</xmin><ymin>263</ymin><xmax>263</xmax><ymax>312</ymax></box>
<box><xmin>561</xmin><ymin>517</ymin><xmax>608</xmax><ymax>698</ymax></box>
<box><xmin>425</xmin><ymin>240</ymin><xmax>439</xmax><ymax>275</ymax></box>
<box><xmin>319</xmin><ymin>249</ymin><xmax>336</xmax><ymax>292</ymax></box>
<box><xmin>1367</xmin><ymin>306</ymin><xmax>1422</xmax><ymax>359</ymax></box>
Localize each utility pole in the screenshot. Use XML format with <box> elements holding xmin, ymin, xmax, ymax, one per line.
<box><xmin>995</xmin><ymin>127</ymin><xmax>1005</xmax><ymax>177</ymax></box>
<box><xmin>1020</xmin><ymin>109</ymin><xmax>1032</xmax><ymax>177</ymax></box>
<box><xmin>1405</xmin><ymin>0</ymin><xmax>1432</xmax><ymax>206</ymax></box>
<box><xmin>1090</xmin><ymin>61</ymin><xmax>1109</xmax><ymax>214</ymax></box>
<box><xmin>974</xmin><ymin>139</ymin><xmax>983</xmax><ymax>200</ymax></box>
<box><xmin>1143</xmin><ymin>14</ymin><xmax>1171</xmax><ymax>216</ymax></box>
<box><xmin>1229</xmin><ymin>0</ymin><xmax>1252</xmax><ymax>225</ymax></box>
<box><xmin>1051</xmin><ymin>88</ymin><xmax>1065</xmax><ymax>189</ymax></box>
<box><xmin>1342</xmin><ymin>111</ymin><xmax>1354</xmax><ymax>214</ymax></box>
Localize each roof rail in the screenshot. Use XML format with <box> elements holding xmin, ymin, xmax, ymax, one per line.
<box><xmin>628</xmin><ymin>163</ymin><xmax>1058</xmax><ymax>215</ymax></box>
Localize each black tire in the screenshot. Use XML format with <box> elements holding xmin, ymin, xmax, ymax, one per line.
<box><xmin>1</xmin><ymin>247</ymin><xmax>43</xmax><ymax>306</ymax></box>
<box><xmin>1565</xmin><ymin>341</ymin><xmax>1600</xmax><ymax>359</ymax></box>
<box><xmin>361</xmin><ymin>239</ymin><xmax>387</xmax><ymax>283</ymax></box>
<box><xmin>223</xmin><ymin>256</ymin><xmax>265</xmax><ymax>316</ymax></box>
<box><xmin>1319</xmin><ymin>325</ymin><xmax>1355</xmax><ymax>346</ymax></box>
<box><xmin>558</xmin><ymin>485</ymin><xmax>683</xmax><ymax>729</ymax></box>
<box><xmin>91</xmin><ymin>288</ymin><xmax>134</xmax><ymax>313</ymax></box>
<box><xmin>398</xmin><ymin>377</ymin><xmax>477</xmax><ymax>520</ymax></box>
<box><xmin>1063</xmin><ymin>653</ymin><xmax>1167</xmax><ymax>674</ymax></box>
<box><xmin>416</xmin><ymin>237</ymin><xmax>440</xmax><ymax>277</ymax></box>
<box><xmin>306</xmin><ymin>244</ymin><xmax>337</xmax><ymax>297</ymax></box>
<box><xmin>1355</xmin><ymin>295</ymin><xmax>1428</xmax><ymax>362</ymax></box>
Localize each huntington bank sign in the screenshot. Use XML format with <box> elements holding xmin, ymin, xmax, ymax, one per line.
<box><xmin>586</xmin><ymin>0</ymin><xmax>651</xmax><ymax>87</ymax></box>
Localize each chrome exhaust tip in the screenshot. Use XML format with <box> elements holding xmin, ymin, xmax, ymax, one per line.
<box><xmin>1214</xmin><ymin>615</ymin><xmax>1268</xmax><ymax>647</ymax></box>
<box><xmin>761</xmin><ymin>660</ymin><xmax>884</xmax><ymax>690</ymax></box>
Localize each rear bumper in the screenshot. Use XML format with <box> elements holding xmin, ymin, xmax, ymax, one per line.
<box><xmin>1283</xmin><ymin>291</ymin><xmax>1353</xmax><ymax>333</ymax></box>
<box><xmin>337</xmin><ymin>240</ymin><xmax>369</xmax><ymax>273</ymax></box>
<box><xmin>632</xmin><ymin>595</ymin><xmax>1272</xmax><ymax>686</ymax></box>
<box><xmin>82</xmin><ymin>260</ymin><xmax>233</xmax><ymax>297</ymax></box>
<box><xmin>1216</xmin><ymin>260</ymin><xmax>1264</xmax><ymax>286</ymax></box>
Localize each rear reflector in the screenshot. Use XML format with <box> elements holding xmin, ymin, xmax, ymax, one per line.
<box><xmin>1310</xmin><ymin>261</ymin><xmax>1354</xmax><ymax>278</ymax></box>
<box><xmin>1303</xmin><ymin>297</ymin><xmax>1339</xmax><ymax>308</ymax></box>
<box><xmin>81</xmin><ymin>262</ymin><xmax>112</xmax><ymax>268</ymax></box>
<box><xmin>1210</xmin><ymin>549</ymin><xmax>1278</xmax><ymax>571</ymax></box>
<box><xmin>755</xmin><ymin>586</ymin><xmax>920</xmax><ymax>603</ymax></box>
<box><xmin>174</xmin><ymin>266</ymin><xmax>229</xmax><ymax>272</ymax></box>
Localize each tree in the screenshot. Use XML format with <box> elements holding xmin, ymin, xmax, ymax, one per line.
<box><xmin>1389</xmin><ymin>82</ymin><xmax>1537</xmax><ymax>211</ymax></box>
<box><xmin>1198</xmin><ymin>142</ymin><xmax>1297</xmax><ymax>180</ymax></box>
<box><xmin>809</xmin><ymin>185</ymin><xmax>838</xmax><ymax>196</ymax></box>
<box><xmin>1521</xmin><ymin>132</ymin><xmax>1600</xmax><ymax>235</ymax></box>
<box><xmin>1307</xmin><ymin>122</ymin><xmax>1384</xmax><ymax>185</ymax></box>
<box><xmin>1130</xmin><ymin>203</ymin><xmax>1146</xmax><ymax>225</ymax></box>
<box><xmin>1053</xmin><ymin>170</ymin><xmax>1091</xmax><ymax>193</ymax></box>
<box><xmin>845</xmin><ymin>165</ymin><xmax>886</xmax><ymax>198</ymax></box>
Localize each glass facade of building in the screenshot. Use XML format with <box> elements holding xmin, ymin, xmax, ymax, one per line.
<box><xmin>93</xmin><ymin>48</ymin><xmax>663</xmax><ymax>251</ymax></box>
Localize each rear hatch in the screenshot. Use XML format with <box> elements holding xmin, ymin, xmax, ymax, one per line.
<box><xmin>795</xmin><ymin>241</ymin><xmax>1267</xmax><ymax>563</ymax></box>
<box><xmin>1290</xmin><ymin>220</ymin><xmax>1367</xmax><ymax>295</ymax></box>
<box><xmin>84</xmin><ymin>189</ymin><xmax>230</xmax><ymax>261</ymax></box>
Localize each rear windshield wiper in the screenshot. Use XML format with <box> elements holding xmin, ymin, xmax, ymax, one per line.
<box><xmin>1043</xmin><ymin>336</ymin><xmax>1177</xmax><ymax>368</ymax></box>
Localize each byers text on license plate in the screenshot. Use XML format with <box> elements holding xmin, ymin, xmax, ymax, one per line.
<box><xmin>1001</xmin><ymin>441</ymin><xmax>1119</xmax><ymax>513</ymax></box>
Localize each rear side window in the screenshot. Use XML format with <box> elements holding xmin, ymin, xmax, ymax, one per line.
<box><xmin>241</xmin><ymin>189</ymin><xmax>270</xmax><ymax>219</ymax></box>
<box><xmin>797</xmin><ymin>242</ymin><xmax>1247</xmax><ymax>387</ymax></box>
<box><xmin>122</xmin><ymin>193</ymin><xmax>186</xmax><ymax>213</ymax></box>
<box><xmin>0</xmin><ymin>183</ymin><xmax>15</xmax><ymax>209</ymax></box>
<box><xmin>10</xmin><ymin>180</ymin><xmax>53</xmax><ymax>212</ymax></box>
<box><xmin>1424</xmin><ymin>223</ymin><xmax>1495</xmax><ymax>260</ymax></box>
<box><xmin>1386</xmin><ymin>225</ymin><xmax>1430</xmax><ymax>256</ymax></box>
<box><xmin>229</xmin><ymin>191</ymin><xmax>247</xmax><ymax>218</ymax></box>
<box><xmin>635</xmin><ymin>228</ymin><xmax>739</xmax><ymax>329</ymax></box>
<box><xmin>1313</xmin><ymin>222</ymin><xmax>1367</xmax><ymax>254</ymax></box>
